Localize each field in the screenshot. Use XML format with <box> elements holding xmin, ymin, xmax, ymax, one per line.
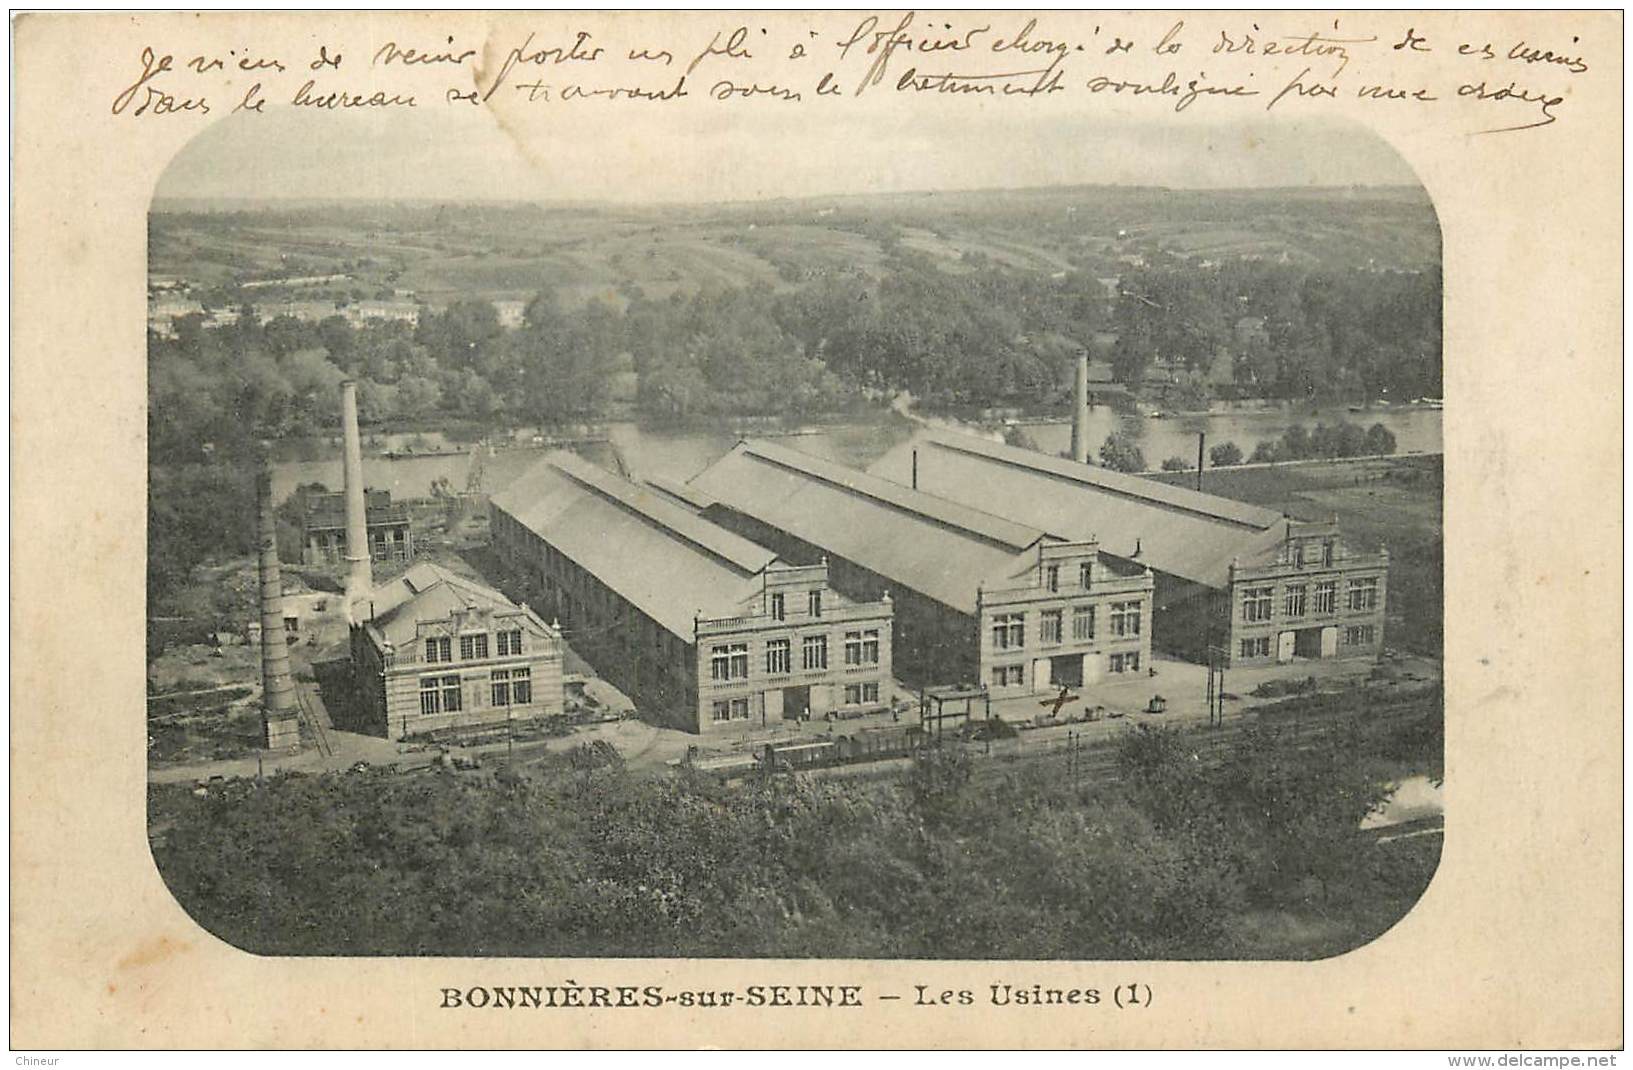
<box><xmin>149</xmin><ymin>185</ymin><xmax>1441</xmax><ymax>309</ymax></box>
<box><xmin>1152</xmin><ymin>455</ymin><xmax>1444</xmax><ymax>657</ymax></box>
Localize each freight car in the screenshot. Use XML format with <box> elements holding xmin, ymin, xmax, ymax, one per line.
<box><xmin>761</xmin><ymin>739</ymin><xmax>839</xmax><ymax>772</ymax></box>
<box><xmin>762</xmin><ymin>724</ymin><xmax>927</xmax><ymax>773</ymax></box>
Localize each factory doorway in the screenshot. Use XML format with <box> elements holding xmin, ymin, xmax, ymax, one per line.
<box><xmin>1292</xmin><ymin>628</ymin><xmax>1325</xmax><ymax>660</ymax></box>
<box><xmin>1049</xmin><ymin>653</ymin><xmax>1084</xmax><ymax>690</ymax></box>
<box><xmin>781</xmin><ymin>684</ymin><xmax>811</xmax><ymax>721</ymax></box>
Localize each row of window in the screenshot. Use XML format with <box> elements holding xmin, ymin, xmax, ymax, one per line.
<box><xmin>844</xmin><ymin>682</ymin><xmax>881</xmax><ymax>706</ymax></box>
<box><xmin>1345</xmin><ymin>625</ymin><xmax>1378</xmax><ymax>647</ymax></box>
<box><xmin>710</xmin><ymin>696</ymin><xmax>752</xmax><ymax>723</ymax></box>
<box><xmin>1239</xmin><ymin>625</ymin><xmax>1380</xmax><ymax>660</ymax></box>
<box><xmin>1041</xmin><ymin>561</ymin><xmax>1096</xmax><ymax>593</ymax></box>
<box><xmin>1292</xmin><ymin>540</ymin><xmax>1337</xmax><ymax>568</ymax></box>
<box><xmin>1239</xmin><ymin>636</ymin><xmax>1272</xmax><ymax>659</ymax></box>
<box><xmin>990</xmin><ymin>651</ymin><xmax>1141</xmax><ymax>688</ymax></box>
<box><xmin>710</xmin><ymin>630</ymin><xmax>881</xmax><ymax>682</ymax></box>
<box><xmin>991</xmin><ymin>602</ymin><xmax>1140</xmax><ymax>650</ymax></box>
<box><xmin>418</xmin><ymin>668</ymin><xmax>533</xmax><ymax>716</ymax></box>
<box><xmin>424</xmin><ymin>629</ymin><xmax>526</xmax><ymax>664</ymax></box>
<box><xmin>1241</xmin><ymin>578</ymin><xmax>1378</xmax><ymax>623</ymax></box>
<box><xmin>706</xmin><ymin>681</ymin><xmax>884</xmax><ymax>724</ymax></box>
<box><xmin>768</xmin><ymin>589</ymin><xmax>824</xmax><ymax>620</ymax></box>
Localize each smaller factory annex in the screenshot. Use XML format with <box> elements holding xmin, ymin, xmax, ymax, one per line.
<box><xmin>490</xmin><ymin>451</ymin><xmax>895</xmax><ymax>735</ymax></box>
<box><xmin>686</xmin><ymin>439</ymin><xmax>1154</xmax><ymax>696</ymax></box>
<box><xmin>295</xmin><ymin>486</ymin><xmax>414</xmax><ymax>566</ymax></box>
<box><xmin>350</xmin><ymin>563</ymin><xmax>564</xmax><ymax>740</ymax></box>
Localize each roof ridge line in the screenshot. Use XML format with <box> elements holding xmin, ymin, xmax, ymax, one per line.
<box><xmin>550</xmin><ymin>454</ymin><xmax>773</xmax><ymax>576</ymax></box>
<box><xmin>921</xmin><ymin>431</ymin><xmax>1282</xmax><ymax>531</ymax></box>
<box><xmin>738</xmin><ymin>438</ymin><xmax>1048</xmax><ymax>552</ymax></box>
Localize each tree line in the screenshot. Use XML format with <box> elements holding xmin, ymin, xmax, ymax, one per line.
<box><xmin>150</xmin><ymin>704</ymin><xmax>1440</xmax><ymax>960</ymax></box>
<box><xmin>1157</xmin><ymin>422</ymin><xmax>1401</xmax><ymax>475</ymax></box>
<box><xmin>150</xmin><ymin>251</ymin><xmax>1441</xmax><ymax>467</ymax></box>
<box><xmin>147</xmin><ymin>253</ymin><xmax>1435</xmax><ymax>606</ymax></box>
<box><xmin>1112</xmin><ymin>260</ymin><xmax>1441</xmax><ymax>403</ymax></box>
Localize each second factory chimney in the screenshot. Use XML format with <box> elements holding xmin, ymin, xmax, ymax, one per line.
<box><xmin>340</xmin><ymin>380</ymin><xmax>372</xmax><ymax>620</ymax></box>
<box><xmin>1070</xmin><ymin>348</ymin><xmax>1090</xmax><ymax>464</ymax></box>
<box><xmin>257</xmin><ymin>460</ymin><xmax>301</xmax><ymax>751</ymax></box>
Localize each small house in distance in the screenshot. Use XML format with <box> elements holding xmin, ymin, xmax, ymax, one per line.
<box><xmin>349</xmin><ymin>562</ymin><xmax>563</xmax><ymax>740</ymax></box>
<box><xmin>297</xmin><ymin>486</ymin><xmax>414</xmax><ymax>566</ymax></box>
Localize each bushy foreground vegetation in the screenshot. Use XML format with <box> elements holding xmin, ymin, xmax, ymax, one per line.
<box><xmin>151</xmin><ymin>711</ymin><xmax>1441</xmax><ymax>960</ymax></box>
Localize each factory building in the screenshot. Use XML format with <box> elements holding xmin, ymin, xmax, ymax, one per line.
<box><xmin>489</xmin><ymin>452</ymin><xmax>895</xmax><ymax>735</ymax></box>
<box><xmin>350</xmin><ymin>563</ymin><xmax>564</xmax><ymax>740</ymax></box>
<box><xmin>686</xmin><ymin>439</ymin><xmax>1153</xmax><ymax>696</ymax></box>
<box><xmin>866</xmin><ymin>426</ymin><xmax>1388</xmax><ymax>668</ymax></box>
<box><xmin>296</xmin><ymin>486</ymin><xmax>414</xmax><ymax>566</ymax></box>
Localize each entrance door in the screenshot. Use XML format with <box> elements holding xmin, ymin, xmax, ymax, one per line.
<box><xmin>1081</xmin><ymin>653</ymin><xmax>1102</xmax><ymax>685</ymax></box>
<box><xmin>1320</xmin><ymin>627</ymin><xmax>1339</xmax><ymax>658</ymax></box>
<box><xmin>763</xmin><ymin>688</ymin><xmax>784</xmax><ymax>722</ymax></box>
<box><xmin>781</xmin><ymin>684</ymin><xmax>810</xmax><ymax>720</ymax></box>
<box><xmin>1277</xmin><ymin>630</ymin><xmax>1295</xmax><ymax>663</ymax></box>
<box><xmin>808</xmin><ymin>684</ymin><xmax>834</xmax><ymax>716</ymax></box>
<box><xmin>1294</xmin><ymin>627</ymin><xmax>1325</xmax><ymax>659</ymax></box>
<box><xmin>1050</xmin><ymin>653</ymin><xmax>1085</xmax><ymax>689</ymax></box>
<box><xmin>1032</xmin><ymin>658</ymin><xmax>1053</xmax><ymax>693</ymax></box>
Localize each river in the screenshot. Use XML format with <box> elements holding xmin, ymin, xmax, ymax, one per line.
<box><xmin>270</xmin><ymin>404</ymin><xmax>1442</xmax><ymax>505</ymax></box>
<box><xmin>1014</xmin><ymin>401</ymin><xmax>1444</xmax><ymax>466</ymax></box>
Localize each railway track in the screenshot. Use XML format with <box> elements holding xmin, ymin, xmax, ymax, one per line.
<box><xmin>792</xmin><ymin>688</ymin><xmax>1441</xmax><ymax>787</ymax></box>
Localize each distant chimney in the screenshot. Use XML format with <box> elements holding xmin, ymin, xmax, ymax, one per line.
<box><xmin>340</xmin><ymin>380</ymin><xmax>372</xmax><ymax>620</ymax></box>
<box><xmin>1070</xmin><ymin>349</ymin><xmax>1090</xmax><ymax>464</ymax></box>
<box><xmin>256</xmin><ymin>462</ymin><xmax>300</xmax><ymax>750</ymax></box>
<box><xmin>1196</xmin><ymin>431</ymin><xmax>1206</xmax><ymax>492</ymax></box>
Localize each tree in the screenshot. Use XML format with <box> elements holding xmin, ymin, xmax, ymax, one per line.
<box><xmin>1280</xmin><ymin>424</ymin><xmax>1312</xmax><ymax>460</ymax></box>
<box><xmin>1005</xmin><ymin>426</ymin><xmax>1041</xmax><ymax>452</ymax></box>
<box><xmin>1099</xmin><ymin>431</ymin><xmax>1146</xmax><ymax>473</ymax></box>
<box><xmin>1364</xmin><ymin>423</ymin><xmax>1398</xmax><ymax>456</ymax></box>
<box><xmin>1110</xmin><ymin>307</ymin><xmax>1154</xmax><ymax>387</ymax></box>
<box><xmin>1208</xmin><ymin>441</ymin><xmax>1244</xmax><ymax>467</ymax></box>
<box><xmin>1161</xmin><ymin>456</ymin><xmax>1190</xmax><ymax>472</ymax></box>
<box><xmin>1249</xmin><ymin>441</ymin><xmax>1282</xmax><ymax>464</ymax></box>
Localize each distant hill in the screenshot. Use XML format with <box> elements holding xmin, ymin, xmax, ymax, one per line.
<box><xmin>150</xmin><ymin>184</ymin><xmax>1440</xmax><ymax>308</ymax></box>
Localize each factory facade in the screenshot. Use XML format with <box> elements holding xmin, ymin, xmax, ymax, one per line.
<box><xmin>349</xmin><ymin>563</ymin><xmax>565</xmax><ymax>740</ymax></box>
<box><xmin>866</xmin><ymin>427</ymin><xmax>1388</xmax><ymax>668</ymax></box>
<box><xmin>686</xmin><ymin>439</ymin><xmax>1153</xmax><ymax>696</ymax></box>
<box><xmin>489</xmin><ymin>452</ymin><xmax>895</xmax><ymax>735</ymax></box>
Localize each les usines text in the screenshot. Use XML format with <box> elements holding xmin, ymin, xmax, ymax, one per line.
<box><xmin>439</xmin><ymin>982</ymin><xmax>1116</xmax><ymax>1010</ymax></box>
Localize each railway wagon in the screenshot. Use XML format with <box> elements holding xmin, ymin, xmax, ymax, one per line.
<box><xmin>832</xmin><ymin>724</ymin><xmax>924</xmax><ymax>763</ymax></box>
<box><xmin>762</xmin><ymin>739</ymin><xmax>839</xmax><ymax>772</ymax></box>
<box><xmin>763</xmin><ymin>724</ymin><xmax>927</xmax><ymax>773</ymax></box>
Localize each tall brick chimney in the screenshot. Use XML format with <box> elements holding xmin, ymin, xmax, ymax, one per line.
<box><xmin>340</xmin><ymin>380</ymin><xmax>372</xmax><ymax>620</ymax></box>
<box><xmin>257</xmin><ymin>461</ymin><xmax>300</xmax><ymax>750</ymax></box>
<box><xmin>1070</xmin><ymin>348</ymin><xmax>1090</xmax><ymax>463</ymax></box>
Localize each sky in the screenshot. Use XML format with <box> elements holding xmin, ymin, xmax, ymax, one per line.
<box><xmin>153</xmin><ymin>100</ymin><xmax>1424</xmax><ymax>207</ymax></box>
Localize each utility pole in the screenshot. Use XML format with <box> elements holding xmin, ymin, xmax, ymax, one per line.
<box><xmin>1206</xmin><ymin>645</ymin><xmax>1227</xmax><ymax>728</ymax></box>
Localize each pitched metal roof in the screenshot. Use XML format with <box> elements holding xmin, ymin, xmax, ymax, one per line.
<box><xmin>867</xmin><ymin>429</ymin><xmax>1288</xmax><ymax>589</ymax></box>
<box><xmin>688</xmin><ymin>439</ymin><xmax>1050</xmax><ymax>616</ymax></box>
<box><xmin>491</xmin><ymin>452</ymin><xmax>775</xmax><ymax>640</ymax></box>
<box><xmin>640</xmin><ymin>474</ymin><xmax>715</xmax><ymax>513</ymax></box>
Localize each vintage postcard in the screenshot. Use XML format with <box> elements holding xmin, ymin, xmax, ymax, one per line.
<box><xmin>10</xmin><ymin>8</ymin><xmax>1623</xmax><ymax>1050</ymax></box>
